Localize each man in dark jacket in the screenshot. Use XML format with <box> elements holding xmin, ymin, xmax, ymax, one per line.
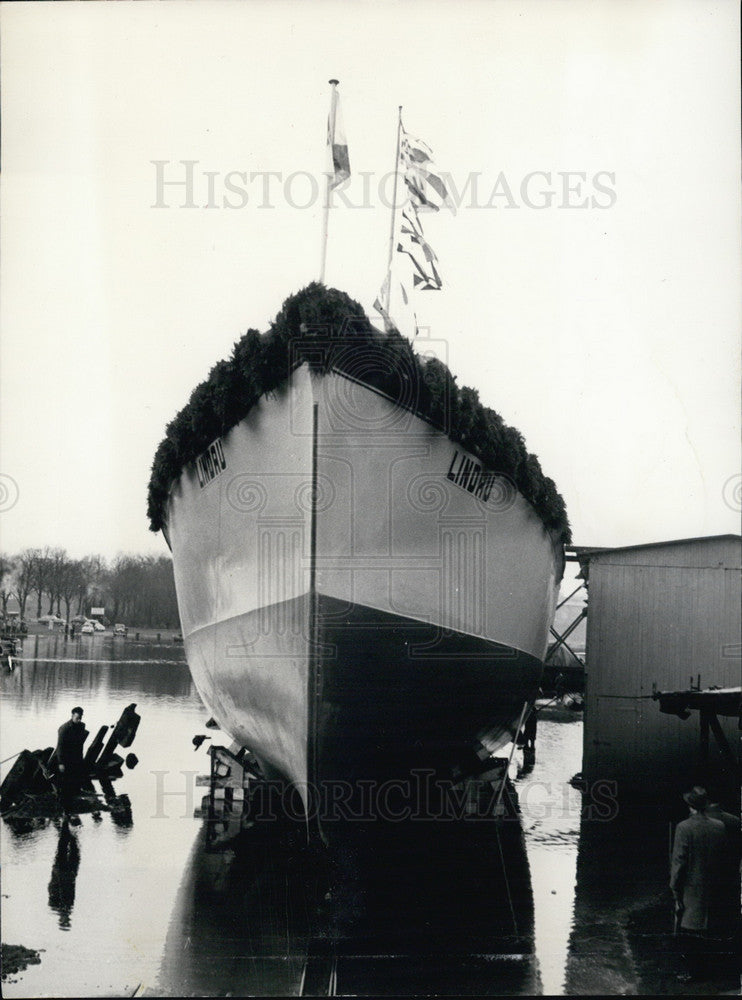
<box><xmin>55</xmin><ymin>707</ymin><xmax>88</xmax><ymax>808</ymax></box>
<box><xmin>670</xmin><ymin>785</ymin><xmax>727</xmax><ymax>979</ymax></box>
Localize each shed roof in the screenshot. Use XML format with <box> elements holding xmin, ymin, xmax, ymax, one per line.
<box><xmin>567</xmin><ymin>533</ymin><xmax>740</xmax><ymax>561</ymax></box>
<box><xmin>566</xmin><ymin>534</ymin><xmax>741</xmax><ymax>577</ymax></box>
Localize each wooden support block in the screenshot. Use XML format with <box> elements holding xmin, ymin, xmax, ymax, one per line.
<box><xmin>84</xmin><ymin>726</ymin><xmax>109</xmax><ymax>767</ymax></box>
<box><xmin>700</xmin><ymin>710</ymin><xmax>710</xmax><ymax>765</ymax></box>
<box><xmin>708</xmin><ymin>711</ymin><xmax>739</xmax><ymax>770</ymax></box>
<box><xmin>98</xmin><ymin>704</ymin><xmax>141</xmax><ymax>766</ymax></box>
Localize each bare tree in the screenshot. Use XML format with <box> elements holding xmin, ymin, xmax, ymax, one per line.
<box><xmin>0</xmin><ymin>553</ymin><xmax>16</xmax><ymax>619</ymax></box>
<box><xmin>60</xmin><ymin>559</ymin><xmax>86</xmax><ymax>622</ymax></box>
<box><xmin>12</xmin><ymin>550</ymin><xmax>38</xmax><ymax>620</ymax></box>
<box><xmin>83</xmin><ymin>554</ymin><xmax>107</xmax><ymax>616</ymax></box>
<box><xmin>9</xmin><ymin>547</ymin><xmax>179</xmax><ymax>630</ymax></box>
<box><xmin>45</xmin><ymin>548</ymin><xmax>68</xmax><ymax>616</ymax></box>
<box><xmin>106</xmin><ymin>554</ymin><xmax>178</xmax><ymax>628</ymax></box>
<box><xmin>30</xmin><ymin>547</ymin><xmax>52</xmax><ymax>617</ymax></box>
<box><xmin>108</xmin><ymin>554</ymin><xmax>142</xmax><ymax>623</ymax></box>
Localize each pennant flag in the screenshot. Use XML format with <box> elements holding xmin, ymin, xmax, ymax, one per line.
<box><xmin>327</xmin><ymin>85</ymin><xmax>350</xmax><ymax>189</ymax></box>
<box><xmin>373</xmin><ymin>272</ymin><xmax>417</xmax><ymax>337</ymax></box>
<box><xmin>373</xmin><ymin>272</ymin><xmax>395</xmax><ymax>331</ymax></box>
<box><xmin>400</xmin><ymin>129</ymin><xmax>454</xmax><ymax>214</ymax></box>
<box><xmin>399</xmin><ymin>207</ymin><xmax>440</xmax><ymax>270</ymax></box>
<box><xmin>396</xmin><ymin>205</ymin><xmax>443</xmax><ymax>290</ymax></box>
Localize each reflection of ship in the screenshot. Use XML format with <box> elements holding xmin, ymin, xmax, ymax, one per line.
<box><xmin>157</xmin><ymin>811</ymin><xmax>538</xmax><ymax>997</ymax></box>
<box><xmin>149</xmin><ymin>286</ymin><xmax>568</xmax><ymax>812</ymax></box>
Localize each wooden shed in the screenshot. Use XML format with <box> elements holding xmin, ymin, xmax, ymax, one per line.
<box><xmin>573</xmin><ymin>534</ymin><xmax>741</xmax><ymax>802</ymax></box>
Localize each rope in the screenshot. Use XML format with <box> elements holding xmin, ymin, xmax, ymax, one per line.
<box><xmin>495</xmin><ymin>822</ymin><xmax>518</xmax><ymax>936</ymax></box>
<box><xmin>0</xmin><ymin>750</ymin><xmax>22</xmax><ymax>766</ymax></box>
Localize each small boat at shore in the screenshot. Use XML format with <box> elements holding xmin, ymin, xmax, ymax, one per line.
<box><xmin>534</xmin><ymin>694</ymin><xmax>584</xmax><ymax>722</ymax></box>
<box><xmin>148</xmin><ymin>285</ymin><xmax>570</xmax><ymax>821</ymax></box>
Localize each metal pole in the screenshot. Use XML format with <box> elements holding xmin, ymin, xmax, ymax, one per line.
<box><xmin>556</xmin><ymin>582</ymin><xmax>585</xmax><ymax>611</ymax></box>
<box><xmin>549</xmin><ymin>624</ymin><xmax>585</xmax><ymax>667</ymax></box>
<box><xmin>384</xmin><ymin>107</ymin><xmax>403</xmax><ymax>313</ymax></box>
<box><xmin>493</xmin><ymin>700</ymin><xmax>529</xmax><ymax>816</ymax></box>
<box><xmin>319</xmin><ymin>80</ymin><xmax>339</xmax><ymax>284</ymax></box>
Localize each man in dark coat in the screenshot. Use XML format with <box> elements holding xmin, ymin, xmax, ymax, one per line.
<box><xmin>55</xmin><ymin>707</ymin><xmax>88</xmax><ymax>809</ymax></box>
<box><xmin>670</xmin><ymin>785</ymin><xmax>727</xmax><ymax>979</ymax></box>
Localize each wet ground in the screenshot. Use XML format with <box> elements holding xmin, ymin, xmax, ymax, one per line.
<box><xmin>566</xmin><ymin>807</ymin><xmax>740</xmax><ymax>996</ymax></box>
<box><xmin>155</xmin><ymin>809</ymin><xmax>541</xmax><ymax>997</ymax></box>
<box><xmin>1</xmin><ymin>637</ymin><xmax>739</xmax><ymax>996</ymax></box>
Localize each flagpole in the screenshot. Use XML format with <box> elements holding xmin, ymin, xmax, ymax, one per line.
<box><xmin>319</xmin><ymin>79</ymin><xmax>339</xmax><ymax>285</ymax></box>
<box><xmin>384</xmin><ymin>106</ymin><xmax>403</xmax><ymax>313</ymax></box>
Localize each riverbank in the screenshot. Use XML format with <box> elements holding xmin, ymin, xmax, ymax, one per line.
<box><xmin>19</xmin><ymin>625</ymin><xmax>183</xmax><ymax>643</ymax></box>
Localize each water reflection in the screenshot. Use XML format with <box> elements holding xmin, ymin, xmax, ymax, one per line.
<box><xmin>511</xmin><ymin>717</ymin><xmax>583</xmax><ymax>995</ymax></box>
<box><xmin>566</xmin><ymin>809</ymin><xmax>741</xmax><ymax>995</ymax></box>
<box><xmin>48</xmin><ymin>820</ymin><xmax>81</xmax><ymax>930</ymax></box>
<box><xmin>1</xmin><ymin>642</ymin><xmax>206</xmax><ymax>998</ymax></box>
<box><xmin>98</xmin><ymin>776</ymin><xmax>134</xmax><ymax>830</ymax></box>
<box><xmin>157</xmin><ymin>810</ymin><xmax>540</xmax><ymax>997</ymax></box>
<box><xmin>1</xmin><ymin>641</ymin><xmax>588</xmax><ymax>997</ymax></box>
<box><xmin>158</xmin><ymin>821</ymin><xmax>309</xmax><ymax>997</ymax></box>
<box><xmin>0</xmin><ymin>637</ymin><xmax>192</xmax><ymax>718</ymax></box>
<box><xmin>21</xmin><ymin>633</ymin><xmax>187</xmax><ymax>665</ymax></box>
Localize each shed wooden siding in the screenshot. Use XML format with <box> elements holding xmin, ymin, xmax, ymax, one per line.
<box><xmin>583</xmin><ymin>536</ymin><xmax>741</xmax><ymax>796</ymax></box>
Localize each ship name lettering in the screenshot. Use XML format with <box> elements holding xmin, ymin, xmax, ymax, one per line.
<box><xmin>446</xmin><ymin>449</ymin><xmax>495</xmax><ymax>503</ymax></box>
<box><xmin>196</xmin><ymin>439</ymin><xmax>227</xmax><ymax>488</ymax></box>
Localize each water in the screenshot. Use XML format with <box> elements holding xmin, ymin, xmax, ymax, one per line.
<box><xmin>512</xmin><ymin>710</ymin><xmax>584</xmax><ymax>996</ymax></box>
<box><xmin>1</xmin><ymin>635</ymin><xmax>204</xmax><ymax>997</ymax></box>
<box><xmin>1</xmin><ymin>636</ymin><xmax>585</xmax><ymax>997</ymax></box>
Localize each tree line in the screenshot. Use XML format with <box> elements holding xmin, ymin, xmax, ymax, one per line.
<box><xmin>0</xmin><ymin>548</ymin><xmax>180</xmax><ymax>629</ymax></box>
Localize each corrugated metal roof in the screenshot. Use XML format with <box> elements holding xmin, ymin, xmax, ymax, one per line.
<box><xmin>565</xmin><ymin>534</ymin><xmax>742</xmax><ymax>562</ymax></box>
<box><xmin>567</xmin><ymin>533</ymin><xmax>741</xmax><ymax>562</ymax></box>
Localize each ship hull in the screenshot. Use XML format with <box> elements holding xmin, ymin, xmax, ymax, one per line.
<box><xmin>166</xmin><ymin>364</ymin><xmax>562</xmax><ymax>813</ymax></box>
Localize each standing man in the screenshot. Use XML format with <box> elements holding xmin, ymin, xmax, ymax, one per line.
<box><xmin>670</xmin><ymin>785</ymin><xmax>726</xmax><ymax>981</ymax></box>
<box><xmin>55</xmin><ymin>707</ymin><xmax>88</xmax><ymax>809</ymax></box>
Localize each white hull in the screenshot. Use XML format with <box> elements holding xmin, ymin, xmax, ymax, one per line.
<box><xmin>166</xmin><ymin>365</ymin><xmax>563</xmax><ymax>802</ymax></box>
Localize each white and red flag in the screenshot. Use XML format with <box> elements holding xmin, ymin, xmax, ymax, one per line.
<box><xmin>327</xmin><ymin>82</ymin><xmax>350</xmax><ymax>189</ymax></box>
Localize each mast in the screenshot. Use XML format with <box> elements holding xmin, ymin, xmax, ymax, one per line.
<box><xmin>384</xmin><ymin>107</ymin><xmax>404</xmax><ymax>313</ymax></box>
<box><xmin>319</xmin><ymin>79</ymin><xmax>340</xmax><ymax>284</ymax></box>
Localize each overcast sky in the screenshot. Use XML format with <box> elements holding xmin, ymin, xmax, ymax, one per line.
<box><xmin>1</xmin><ymin>0</ymin><xmax>740</xmax><ymax>564</ymax></box>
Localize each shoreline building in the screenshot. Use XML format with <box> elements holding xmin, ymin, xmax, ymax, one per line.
<box><xmin>572</xmin><ymin>535</ymin><xmax>740</xmax><ymax>806</ymax></box>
